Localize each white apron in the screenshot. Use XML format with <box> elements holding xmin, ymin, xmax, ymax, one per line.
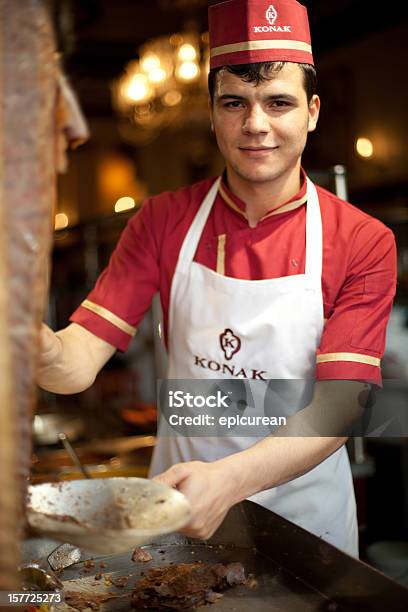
<box><xmin>149</xmin><ymin>177</ymin><xmax>358</xmax><ymax>556</ymax></box>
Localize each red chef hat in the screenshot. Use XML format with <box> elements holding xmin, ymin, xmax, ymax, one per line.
<box><xmin>209</xmin><ymin>0</ymin><xmax>314</xmax><ymax>69</ymax></box>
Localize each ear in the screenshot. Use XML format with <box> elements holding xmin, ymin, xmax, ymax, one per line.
<box><xmin>208</xmin><ymin>96</ymin><xmax>215</xmax><ymax>132</ymax></box>
<box><xmin>307</xmin><ymin>94</ymin><xmax>320</xmax><ymax>133</ymax></box>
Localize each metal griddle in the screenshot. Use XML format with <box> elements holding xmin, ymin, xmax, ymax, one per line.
<box><xmin>22</xmin><ymin>500</ymin><xmax>408</xmax><ymax>611</ymax></box>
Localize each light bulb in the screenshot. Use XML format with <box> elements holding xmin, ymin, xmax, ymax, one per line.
<box><xmin>55</xmin><ymin>213</ymin><xmax>69</xmax><ymax>230</ymax></box>
<box><xmin>178</xmin><ymin>43</ymin><xmax>197</xmax><ymax>62</ymax></box>
<box><xmin>126</xmin><ymin>74</ymin><xmax>151</xmax><ymax>102</ymax></box>
<box><xmin>141</xmin><ymin>54</ymin><xmax>160</xmax><ymax>72</ymax></box>
<box><xmin>356</xmin><ymin>137</ymin><xmax>374</xmax><ymax>158</ymax></box>
<box><xmin>176</xmin><ymin>61</ymin><xmax>199</xmax><ymax>81</ymax></box>
<box><xmin>148</xmin><ymin>67</ymin><xmax>167</xmax><ymax>83</ymax></box>
<box><xmin>115</xmin><ymin>197</ymin><xmax>135</xmax><ymax>213</ymax></box>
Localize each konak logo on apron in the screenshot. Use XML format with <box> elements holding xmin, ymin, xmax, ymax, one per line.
<box><xmin>149</xmin><ymin>177</ymin><xmax>358</xmax><ymax>556</ymax></box>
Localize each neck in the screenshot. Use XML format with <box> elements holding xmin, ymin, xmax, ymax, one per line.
<box><xmin>226</xmin><ymin>163</ymin><xmax>302</xmax><ymax>228</ymax></box>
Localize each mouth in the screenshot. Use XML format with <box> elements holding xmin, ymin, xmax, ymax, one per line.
<box><xmin>238</xmin><ymin>146</ymin><xmax>278</xmax><ymax>157</ymax></box>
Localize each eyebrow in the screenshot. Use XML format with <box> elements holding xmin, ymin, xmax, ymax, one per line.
<box><xmin>216</xmin><ymin>93</ymin><xmax>298</xmax><ymax>103</ymax></box>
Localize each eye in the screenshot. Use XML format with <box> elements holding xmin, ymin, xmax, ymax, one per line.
<box><xmin>270</xmin><ymin>100</ymin><xmax>291</xmax><ymax>108</ymax></box>
<box><xmin>223</xmin><ymin>100</ymin><xmax>244</xmax><ymax>109</ymax></box>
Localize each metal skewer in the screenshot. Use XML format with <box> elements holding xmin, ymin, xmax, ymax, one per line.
<box><xmin>58</xmin><ymin>431</ymin><xmax>91</xmax><ymax>479</ymax></box>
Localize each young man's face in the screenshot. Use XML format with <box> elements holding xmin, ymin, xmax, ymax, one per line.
<box><xmin>210</xmin><ymin>63</ymin><xmax>320</xmax><ymax>186</ymax></box>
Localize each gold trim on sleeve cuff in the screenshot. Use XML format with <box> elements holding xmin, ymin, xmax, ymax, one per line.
<box><xmin>81</xmin><ymin>300</ymin><xmax>137</xmax><ymax>337</ymax></box>
<box><xmin>316</xmin><ymin>352</ymin><xmax>380</xmax><ymax>367</ymax></box>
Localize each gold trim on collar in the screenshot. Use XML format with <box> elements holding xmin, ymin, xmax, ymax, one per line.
<box><xmin>262</xmin><ymin>193</ymin><xmax>307</xmax><ymax>218</ymax></box>
<box><xmin>217</xmin><ymin>234</ymin><xmax>226</xmax><ymax>275</ymax></box>
<box><xmin>81</xmin><ymin>300</ymin><xmax>137</xmax><ymax>337</ymax></box>
<box><xmin>219</xmin><ymin>183</ymin><xmax>247</xmax><ymax>219</ymax></box>
<box><xmin>211</xmin><ymin>40</ymin><xmax>313</xmax><ymax>58</ymax></box>
<box><xmin>218</xmin><ymin>183</ymin><xmax>307</xmax><ymax>220</ymax></box>
<box><xmin>316</xmin><ymin>352</ymin><xmax>381</xmax><ymax>367</ymax></box>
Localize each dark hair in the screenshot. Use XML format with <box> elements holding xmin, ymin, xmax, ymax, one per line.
<box><xmin>208</xmin><ymin>62</ymin><xmax>317</xmax><ymax>104</ymax></box>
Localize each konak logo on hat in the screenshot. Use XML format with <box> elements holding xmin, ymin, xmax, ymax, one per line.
<box><xmin>266</xmin><ymin>5</ymin><xmax>278</xmax><ymax>25</ymax></box>
<box><xmin>209</xmin><ymin>0</ymin><xmax>314</xmax><ymax>69</ymax></box>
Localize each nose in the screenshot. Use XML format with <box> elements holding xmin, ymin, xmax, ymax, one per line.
<box><xmin>241</xmin><ymin>104</ymin><xmax>270</xmax><ymax>135</ymax></box>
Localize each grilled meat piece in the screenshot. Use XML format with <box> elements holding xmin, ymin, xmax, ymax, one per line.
<box><xmin>131</xmin><ymin>561</ymin><xmax>246</xmax><ymax>610</ymax></box>
<box><xmin>64</xmin><ymin>591</ymin><xmax>119</xmax><ymax>611</ymax></box>
<box><xmin>131</xmin><ymin>547</ymin><xmax>154</xmax><ymax>563</ymax></box>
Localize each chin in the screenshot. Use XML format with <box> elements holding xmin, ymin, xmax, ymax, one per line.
<box><xmin>236</xmin><ymin>166</ymin><xmax>284</xmax><ymax>183</ymax></box>
<box><xmin>232</xmin><ymin>154</ymin><xmax>301</xmax><ymax>183</ymax></box>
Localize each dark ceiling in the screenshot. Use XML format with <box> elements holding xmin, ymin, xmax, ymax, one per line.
<box><xmin>57</xmin><ymin>0</ymin><xmax>408</xmax><ymax>114</ymax></box>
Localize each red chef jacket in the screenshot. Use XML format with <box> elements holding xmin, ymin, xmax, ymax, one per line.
<box><xmin>71</xmin><ymin>170</ymin><xmax>397</xmax><ymax>386</ymax></box>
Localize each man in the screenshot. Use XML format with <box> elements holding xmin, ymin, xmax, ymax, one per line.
<box><xmin>38</xmin><ymin>0</ymin><xmax>396</xmax><ymax>556</ymax></box>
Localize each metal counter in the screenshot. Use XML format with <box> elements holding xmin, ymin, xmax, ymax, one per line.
<box><xmin>23</xmin><ymin>500</ymin><xmax>408</xmax><ymax>611</ymax></box>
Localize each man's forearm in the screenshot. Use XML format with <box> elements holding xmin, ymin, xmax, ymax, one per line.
<box><xmin>218</xmin><ymin>435</ymin><xmax>347</xmax><ymax>504</ymax></box>
<box><xmin>155</xmin><ymin>435</ymin><xmax>349</xmax><ymax>541</ymax></box>
<box><xmin>37</xmin><ymin>323</ymin><xmax>116</xmax><ymax>394</ymax></box>
<box><xmin>216</xmin><ymin>380</ymin><xmax>369</xmax><ymax>504</ymax></box>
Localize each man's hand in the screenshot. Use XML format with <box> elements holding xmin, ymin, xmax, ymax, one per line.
<box><xmin>153</xmin><ymin>460</ymin><xmax>240</xmax><ymax>539</ymax></box>
<box><xmin>36</xmin><ymin>322</ymin><xmax>116</xmax><ymax>394</ymax></box>
<box><xmin>39</xmin><ymin>323</ymin><xmax>63</xmax><ymax>368</ymax></box>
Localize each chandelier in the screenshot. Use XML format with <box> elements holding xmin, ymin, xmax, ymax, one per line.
<box><xmin>112</xmin><ymin>31</ymin><xmax>210</xmax><ymax>142</ymax></box>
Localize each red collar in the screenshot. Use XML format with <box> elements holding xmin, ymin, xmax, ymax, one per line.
<box><xmin>219</xmin><ymin>168</ymin><xmax>308</xmax><ymax>222</ymax></box>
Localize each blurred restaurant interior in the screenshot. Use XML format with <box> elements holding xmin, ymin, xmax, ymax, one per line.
<box><xmin>18</xmin><ymin>0</ymin><xmax>408</xmax><ymax>586</ymax></box>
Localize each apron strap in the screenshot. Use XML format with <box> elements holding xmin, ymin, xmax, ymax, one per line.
<box><xmin>305</xmin><ymin>177</ymin><xmax>323</xmax><ymax>284</ymax></box>
<box><xmin>178</xmin><ymin>177</ymin><xmax>221</xmax><ymax>265</ymax></box>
